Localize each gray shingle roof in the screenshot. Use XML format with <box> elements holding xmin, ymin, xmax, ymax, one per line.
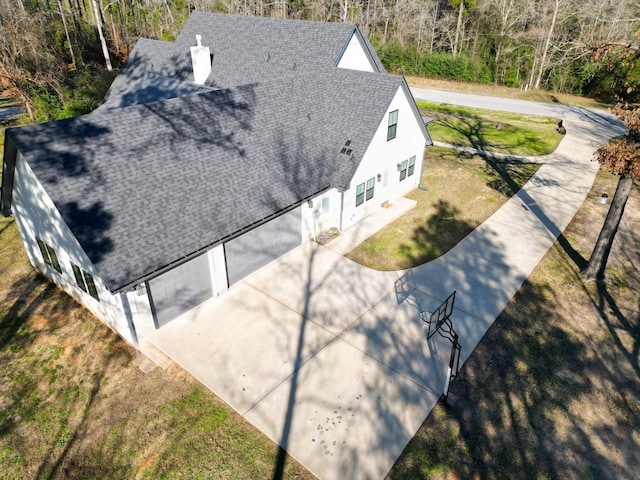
<box><xmin>101</xmin><ymin>70</ymin><xmax>208</xmax><ymax>110</ymax></box>
<box><xmin>173</xmin><ymin>12</ymin><xmax>386</xmax><ymax>80</ymax></box>
<box><xmin>10</xmin><ymin>69</ymin><xmax>403</xmax><ymax>292</ymax></box>
<box><xmin>102</xmin><ymin>12</ymin><xmax>384</xmax><ymax>109</ymax></box>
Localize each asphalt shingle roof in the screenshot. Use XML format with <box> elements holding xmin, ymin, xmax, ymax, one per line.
<box><xmin>102</xmin><ymin>12</ymin><xmax>384</xmax><ymax>109</ymax></box>
<box><xmin>10</xmin><ymin>69</ymin><xmax>403</xmax><ymax>292</ymax></box>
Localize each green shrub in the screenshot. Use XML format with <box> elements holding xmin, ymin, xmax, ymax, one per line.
<box><xmin>374</xmin><ymin>41</ymin><xmax>493</xmax><ymax>84</ymax></box>
<box><xmin>504</xmin><ymin>68</ymin><xmax>521</xmax><ymax>87</ymax></box>
<box><xmin>30</xmin><ymin>87</ymin><xmax>63</xmax><ymax>123</ymax></box>
<box><xmin>29</xmin><ymin>66</ymin><xmax>116</xmax><ymax>122</ymax></box>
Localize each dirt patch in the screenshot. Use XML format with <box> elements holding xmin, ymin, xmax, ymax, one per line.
<box><xmin>387</xmin><ymin>174</ymin><xmax>640</xmax><ymax>479</ymax></box>
<box><xmin>136</xmin><ymin>452</ymin><xmax>158</xmax><ymax>479</ymax></box>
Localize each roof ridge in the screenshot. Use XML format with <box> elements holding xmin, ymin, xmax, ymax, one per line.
<box><xmin>100</xmin><ymin>67</ymin><xmax>402</xmax><ymax>120</ymax></box>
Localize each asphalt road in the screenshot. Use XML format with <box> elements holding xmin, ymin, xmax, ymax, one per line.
<box><xmin>410</xmin><ymin>86</ymin><xmax>623</xmax><ymax>132</ymax></box>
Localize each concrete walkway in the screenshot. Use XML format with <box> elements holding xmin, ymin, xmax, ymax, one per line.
<box><xmin>145</xmin><ymin>91</ymin><xmax>624</xmax><ymax>480</ymax></box>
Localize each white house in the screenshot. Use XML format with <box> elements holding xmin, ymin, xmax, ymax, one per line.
<box><xmin>1</xmin><ymin>12</ymin><xmax>431</xmax><ymax>346</ymax></box>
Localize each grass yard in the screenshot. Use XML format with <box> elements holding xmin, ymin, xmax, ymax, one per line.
<box><xmin>0</xmin><ymin>217</ymin><xmax>311</xmax><ymax>478</ymax></box>
<box><xmin>387</xmin><ymin>173</ymin><xmax>640</xmax><ymax>479</ymax></box>
<box><xmin>347</xmin><ymin>99</ymin><xmax>561</xmax><ymax>270</ymax></box>
<box><xmin>418</xmin><ymin>100</ymin><xmax>563</xmax><ymax>156</ymax></box>
<box><xmin>1</xmin><ymin>84</ymin><xmax>636</xmax><ymax>478</ymax></box>
<box><xmin>346</xmin><ymin>146</ymin><xmax>540</xmax><ymax>270</ymax></box>
<box><xmin>2</xmin><ymin>168</ymin><xmax>636</xmax><ymax>479</ymax></box>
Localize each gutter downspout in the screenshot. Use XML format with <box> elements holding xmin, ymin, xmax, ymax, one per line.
<box><xmin>1</xmin><ymin>133</ymin><xmax>18</xmax><ymax>217</ymax></box>
<box><xmin>339</xmin><ymin>189</ymin><xmax>345</xmax><ymax>231</ymax></box>
<box><xmin>120</xmin><ymin>292</ymin><xmax>139</xmax><ymax>347</ymax></box>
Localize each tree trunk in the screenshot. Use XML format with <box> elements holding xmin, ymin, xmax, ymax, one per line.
<box><xmin>583</xmin><ymin>175</ymin><xmax>634</xmax><ymax>281</ymax></box>
<box><xmin>90</xmin><ymin>0</ymin><xmax>112</xmax><ymax>71</ymax></box>
<box><xmin>534</xmin><ymin>0</ymin><xmax>560</xmax><ymax>89</ymax></box>
<box><xmin>56</xmin><ymin>0</ymin><xmax>76</xmax><ymax>67</ymax></box>
<box><xmin>365</xmin><ymin>0</ymin><xmax>371</xmax><ymax>31</ymax></box>
<box><xmin>453</xmin><ymin>1</ymin><xmax>464</xmax><ymax>57</ymax></box>
<box><xmin>429</xmin><ymin>2</ymin><xmax>439</xmax><ymax>53</ymax></box>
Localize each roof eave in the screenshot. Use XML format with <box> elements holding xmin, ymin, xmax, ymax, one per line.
<box><xmin>400</xmin><ymin>78</ymin><xmax>433</xmax><ymax>146</ymax></box>
<box><xmin>111</xmin><ymin>185</ymin><xmax>333</xmax><ymax>294</ymax></box>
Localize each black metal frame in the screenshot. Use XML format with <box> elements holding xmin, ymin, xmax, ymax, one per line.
<box><xmin>421</xmin><ymin>291</ymin><xmax>462</xmax><ymax>405</ymax></box>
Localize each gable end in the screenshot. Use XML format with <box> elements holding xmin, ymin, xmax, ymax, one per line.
<box><xmin>336</xmin><ymin>27</ymin><xmax>385</xmax><ymax>73</ymax></box>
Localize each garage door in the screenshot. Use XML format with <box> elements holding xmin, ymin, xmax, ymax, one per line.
<box><xmin>148</xmin><ymin>252</ymin><xmax>213</xmax><ymax>328</ymax></box>
<box><xmin>225</xmin><ymin>207</ymin><xmax>301</xmax><ymax>286</ymax></box>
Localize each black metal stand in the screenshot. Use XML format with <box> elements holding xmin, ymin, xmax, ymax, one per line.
<box><xmin>421</xmin><ymin>291</ymin><xmax>462</xmax><ymax>407</ymax></box>
<box><xmin>442</xmin><ymin>333</ymin><xmax>461</xmax><ymax>406</ymax></box>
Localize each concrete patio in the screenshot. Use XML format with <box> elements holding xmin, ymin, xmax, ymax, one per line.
<box><xmin>144</xmin><ymin>93</ymin><xmax>624</xmax><ymax>479</ymax></box>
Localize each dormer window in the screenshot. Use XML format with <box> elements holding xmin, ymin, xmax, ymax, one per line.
<box><xmin>387</xmin><ymin>110</ymin><xmax>398</xmax><ymax>141</ymax></box>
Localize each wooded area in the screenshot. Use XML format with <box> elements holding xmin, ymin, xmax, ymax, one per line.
<box><xmin>1</xmin><ymin>0</ymin><xmax>640</xmax><ymax>121</ymax></box>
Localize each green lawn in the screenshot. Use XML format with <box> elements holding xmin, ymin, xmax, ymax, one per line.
<box><xmin>419</xmin><ymin>100</ymin><xmax>563</xmax><ymax>156</ymax></box>
<box><xmin>346</xmin><ymin>147</ymin><xmax>540</xmax><ymax>270</ymax></box>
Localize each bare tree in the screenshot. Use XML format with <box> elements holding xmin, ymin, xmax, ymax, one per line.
<box><xmin>90</xmin><ymin>0</ymin><xmax>112</xmax><ymax>71</ymax></box>
<box><xmin>452</xmin><ymin>0</ymin><xmax>464</xmax><ymax>56</ymax></box>
<box><xmin>480</xmin><ymin>0</ymin><xmax>533</xmax><ymax>64</ymax></box>
<box><xmin>0</xmin><ymin>8</ymin><xmax>68</xmax><ymax>120</ymax></box>
<box><xmin>534</xmin><ymin>0</ymin><xmax>562</xmax><ymax>89</ymax></box>
<box><xmin>56</xmin><ymin>0</ymin><xmax>76</xmax><ymax>67</ymax></box>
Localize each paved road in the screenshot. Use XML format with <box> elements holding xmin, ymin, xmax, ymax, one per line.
<box><xmin>411</xmin><ymin>86</ymin><xmax>620</xmax><ymax>127</ymax></box>
<box><xmin>147</xmin><ymin>90</ymin><xmax>624</xmax><ymax>480</ymax></box>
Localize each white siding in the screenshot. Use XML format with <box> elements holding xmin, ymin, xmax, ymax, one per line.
<box><xmin>208</xmin><ymin>244</ymin><xmax>228</xmax><ymax>295</ymax></box>
<box><xmin>11</xmin><ymin>153</ymin><xmax>138</xmax><ymax>345</ymax></box>
<box><xmin>336</xmin><ymin>32</ymin><xmax>376</xmax><ymax>72</ymax></box>
<box><xmin>301</xmin><ymin>189</ymin><xmax>342</xmax><ymax>240</ymax></box>
<box><xmin>124</xmin><ymin>288</ymin><xmax>154</xmax><ymax>338</ymax></box>
<box><xmin>341</xmin><ymin>87</ymin><xmax>426</xmax><ymax>230</ymax></box>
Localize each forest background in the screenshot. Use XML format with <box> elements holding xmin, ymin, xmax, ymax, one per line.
<box><xmin>1</xmin><ymin>0</ymin><xmax>640</xmax><ymax>123</ymax></box>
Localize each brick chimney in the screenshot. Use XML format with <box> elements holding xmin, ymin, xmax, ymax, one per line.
<box><xmin>190</xmin><ymin>35</ymin><xmax>211</xmax><ymax>85</ymax></box>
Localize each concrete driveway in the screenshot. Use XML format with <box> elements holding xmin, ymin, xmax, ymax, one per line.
<box><xmin>145</xmin><ymin>91</ymin><xmax>624</xmax><ymax>479</ymax></box>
